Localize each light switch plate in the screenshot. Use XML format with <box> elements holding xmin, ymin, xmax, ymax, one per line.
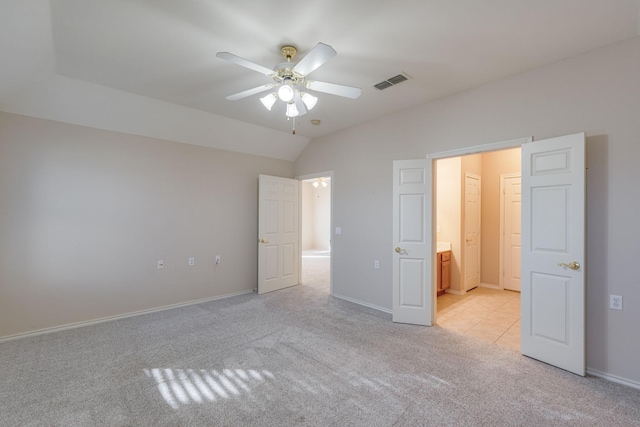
<box><xmin>335</xmin><ymin>227</ymin><xmax>342</xmax><ymax>235</ymax></box>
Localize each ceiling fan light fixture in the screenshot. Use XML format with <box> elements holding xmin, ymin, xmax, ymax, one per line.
<box><xmin>218</xmin><ymin>42</ymin><xmax>362</xmax><ymax>127</ymax></box>
<box><xmin>286</xmin><ymin>102</ymin><xmax>299</xmax><ymax>117</ymax></box>
<box><xmin>301</xmin><ymin>92</ymin><xmax>318</xmax><ymax>110</ymax></box>
<box><xmin>260</xmin><ymin>93</ymin><xmax>277</xmax><ymax>110</ymax></box>
<box><xmin>277</xmin><ymin>80</ymin><xmax>294</xmax><ymax>102</ymax></box>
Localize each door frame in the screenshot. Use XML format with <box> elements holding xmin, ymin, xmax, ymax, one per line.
<box><xmin>296</xmin><ymin>170</ymin><xmax>334</xmax><ymax>295</ymax></box>
<box><xmin>499</xmin><ymin>173</ymin><xmax>522</xmax><ymax>290</ymax></box>
<box><xmin>429</xmin><ymin>137</ymin><xmax>532</xmax><ymax>325</ymax></box>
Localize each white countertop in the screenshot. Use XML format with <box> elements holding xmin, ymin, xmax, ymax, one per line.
<box><xmin>436</xmin><ymin>241</ymin><xmax>451</xmax><ymax>253</ymax></box>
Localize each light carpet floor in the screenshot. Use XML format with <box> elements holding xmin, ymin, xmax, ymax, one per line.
<box><xmin>1</xmin><ymin>281</ymin><xmax>639</xmax><ymax>426</ymax></box>
<box><xmin>301</xmin><ymin>249</ymin><xmax>331</xmax><ymax>292</ymax></box>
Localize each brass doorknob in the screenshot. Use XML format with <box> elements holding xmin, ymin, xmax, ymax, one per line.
<box><xmin>260</xmin><ymin>238</ymin><xmax>269</xmax><ymax>244</ymax></box>
<box><xmin>558</xmin><ymin>261</ymin><xmax>580</xmax><ymax>270</ymax></box>
<box><xmin>395</xmin><ymin>247</ymin><xmax>403</xmax><ymax>253</ymax></box>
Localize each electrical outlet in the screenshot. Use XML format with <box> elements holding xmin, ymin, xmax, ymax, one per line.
<box><xmin>374</xmin><ymin>260</ymin><xmax>380</xmax><ymax>269</ymax></box>
<box><xmin>157</xmin><ymin>260</ymin><xmax>164</xmax><ymax>270</ymax></box>
<box><xmin>610</xmin><ymin>295</ymin><xmax>623</xmax><ymax>310</ymax></box>
<box><xmin>215</xmin><ymin>255</ymin><xmax>221</xmax><ymax>265</ymax></box>
<box><xmin>188</xmin><ymin>257</ymin><xmax>195</xmax><ymax>266</ymax></box>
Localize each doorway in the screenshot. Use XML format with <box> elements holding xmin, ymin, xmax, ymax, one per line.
<box><xmin>300</xmin><ymin>174</ymin><xmax>332</xmax><ymax>293</ymax></box>
<box><xmin>435</xmin><ymin>147</ymin><xmax>522</xmax><ymax>351</ymax></box>
<box><xmin>393</xmin><ymin>133</ymin><xmax>585</xmax><ymax>374</ymax></box>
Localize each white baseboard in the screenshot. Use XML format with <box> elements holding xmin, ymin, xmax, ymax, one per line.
<box><xmin>445</xmin><ymin>284</ymin><xmax>502</xmax><ymax>294</ymax></box>
<box><xmin>0</xmin><ymin>289</ymin><xmax>254</xmax><ymax>343</ymax></box>
<box><xmin>332</xmin><ymin>293</ymin><xmax>392</xmax><ymax>314</ymax></box>
<box><xmin>586</xmin><ymin>368</ymin><xmax>640</xmax><ymax>391</ymax></box>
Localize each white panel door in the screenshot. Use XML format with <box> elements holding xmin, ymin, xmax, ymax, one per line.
<box><xmin>258</xmin><ymin>175</ymin><xmax>299</xmax><ymax>294</ymax></box>
<box><xmin>392</xmin><ymin>159</ymin><xmax>433</xmax><ymax>326</ymax></box>
<box><xmin>502</xmin><ymin>174</ymin><xmax>522</xmax><ymax>292</ymax></box>
<box><xmin>464</xmin><ymin>173</ymin><xmax>481</xmax><ymax>291</ymax></box>
<box><xmin>521</xmin><ymin>133</ymin><xmax>585</xmax><ymax>376</ymax></box>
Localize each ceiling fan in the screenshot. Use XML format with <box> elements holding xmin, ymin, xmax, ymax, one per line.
<box><xmin>216</xmin><ymin>42</ymin><xmax>361</xmax><ymax>124</ymax></box>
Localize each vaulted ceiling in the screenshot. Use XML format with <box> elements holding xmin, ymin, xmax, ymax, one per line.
<box><xmin>1</xmin><ymin>1</ymin><xmax>639</xmax><ymax>160</ymax></box>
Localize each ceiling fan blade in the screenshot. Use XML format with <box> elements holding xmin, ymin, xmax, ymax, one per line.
<box><xmin>306</xmin><ymin>80</ymin><xmax>361</xmax><ymax>99</ymax></box>
<box><xmin>292</xmin><ymin>42</ymin><xmax>337</xmax><ymax>76</ymax></box>
<box><xmin>216</xmin><ymin>52</ymin><xmax>275</xmax><ymax>76</ymax></box>
<box><xmin>226</xmin><ymin>84</ymin><xmax>274</xmax><ymax>101</ymax></box>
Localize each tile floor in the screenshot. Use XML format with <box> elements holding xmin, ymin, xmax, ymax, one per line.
<box><xmin>437</xmin><ymin>287</ymin><xmax>521</xmax><ymax>351</ymax></box>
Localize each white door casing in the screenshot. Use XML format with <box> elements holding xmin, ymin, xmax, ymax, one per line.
<box><xmin>392</xmin><ymin>159</ymin><xmax>433</xmax><ymax>326</ymax></box>
<box><xmin>464</xmin><ymin>173</ymin><xmax>481</xmax><ymax>291</ymax></box>
<box><xmin>501</xmin><ymin>174</ymin><xmax>522</xmax><ymax>292</ymax></box>
<box><xmin>521</xmin><ymin>133</ymin><xmax>586</xmax><ymax>376</ymax></box>
<box><xmin>258</xmin><ymin>175</ymin><xmax>299</xmax><ymax>294</ymax></box>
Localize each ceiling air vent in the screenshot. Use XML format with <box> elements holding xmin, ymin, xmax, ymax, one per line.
<box><xmin>374</xmin><ymin>80</ymin><xmax>393</xmax><ymax>90</ymax></box>
<box><xmin>374</xmin><ymin>72</ymin><xmax>411</xmax><ymax>90</ymax></box>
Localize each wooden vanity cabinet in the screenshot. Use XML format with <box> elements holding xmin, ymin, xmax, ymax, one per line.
<box><xmin>437</xmin><ymin>250</ymin><xmax>451</xmax><ymax>296</ymax></box>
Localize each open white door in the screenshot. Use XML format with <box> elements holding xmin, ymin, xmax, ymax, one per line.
<box><xmin>521</xmin><ymin>133</ymin><xmax>585</xmax><ymax>375</ymax></box>
<box><xmin>463</xmin><ymin>173</ymin><xmax>481</xmax><ymax>291</ymax></box>
<box><xmin>258</xmin><ymin>175</ymin><xmax>299</xmax><ymax>294</ymax></box>
<box><xmin>392</xmin><ymin>159</ymin><xmax>433</xmax><ymax>326</ymax></box>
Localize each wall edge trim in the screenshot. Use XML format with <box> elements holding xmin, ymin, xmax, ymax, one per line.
<box><xmin>586</xmin><ymin>368</ymin><xmax>640</xmax><ymax>391</ymax></box>
<box><xmin>332</xmin><ymin>293</ymin><xmax>392</xmax><ymax>314</ymax></box>
<box><xmin>0</xmin><ymin>289</ymin><xmax>254</xmax><ymax>343</ymax></box>
<box><xmin>480</xmin><ymin>282</ymin><xmax>501</xmax><ymax>290</ymax></box>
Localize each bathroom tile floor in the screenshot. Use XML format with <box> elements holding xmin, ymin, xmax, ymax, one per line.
<box><xmin>437</xmin><ymin>287</ymin><xmax>521</xmax><ymax>352</ymax></box>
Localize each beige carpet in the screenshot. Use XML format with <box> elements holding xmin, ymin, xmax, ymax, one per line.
<box><xmin>1</xmin><ymin>278</ymin><xmax>639</xmax><ymax>426</ymax></box>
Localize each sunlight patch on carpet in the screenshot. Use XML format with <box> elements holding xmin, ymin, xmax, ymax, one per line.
<box><xmin>144</xmin><ymin>368</ymin><xmax>274</xmax><ymax>410</ymax></box>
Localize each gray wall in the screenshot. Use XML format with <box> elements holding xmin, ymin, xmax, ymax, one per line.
<box><xmin>294</xmin><ymin>37</ymin><xmax>640</xmax><ymax>384</ymax></box>
<box><xmin>0</xmin><ymin>112</ymin><xmax>293</xmax><ymax>337</ymax></box>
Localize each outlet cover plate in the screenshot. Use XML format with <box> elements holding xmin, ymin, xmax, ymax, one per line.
<box><xmin>610</xmin><ymin>295</ymin><xmax>623</xmax><ymax>310</ymax></box>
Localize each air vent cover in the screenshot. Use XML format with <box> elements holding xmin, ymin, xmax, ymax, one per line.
<box><xmin>374</xmin><ymin>72</ymin><xmax>411</xmax><ymax>90</ymax></box>
<box><xmin>374</xmin><ymin>81</ymin><xmax>393</xmax><ymax>90</ymax></box>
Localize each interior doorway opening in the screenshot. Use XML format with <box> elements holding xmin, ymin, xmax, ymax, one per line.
<box><xmin>435</xmin><ymin>147</ymin><xmax>522</xmax><ymax>351</ymax></box>
<box><xmin>300</xmin><ymin>175</ymin><xmax>332</xmax><ymax>293</ymax></box>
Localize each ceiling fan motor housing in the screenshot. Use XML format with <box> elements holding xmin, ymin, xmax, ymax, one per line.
<box><xmin>272</xmin><ymin>46</ymin><xmax>306</xmax><ymax>86</ymax></box>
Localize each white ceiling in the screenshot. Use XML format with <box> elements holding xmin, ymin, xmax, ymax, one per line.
<box><xmin>1</xmin><ymin>1</ymin><xmax>639</xmax><ymax>160</ymax></box>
